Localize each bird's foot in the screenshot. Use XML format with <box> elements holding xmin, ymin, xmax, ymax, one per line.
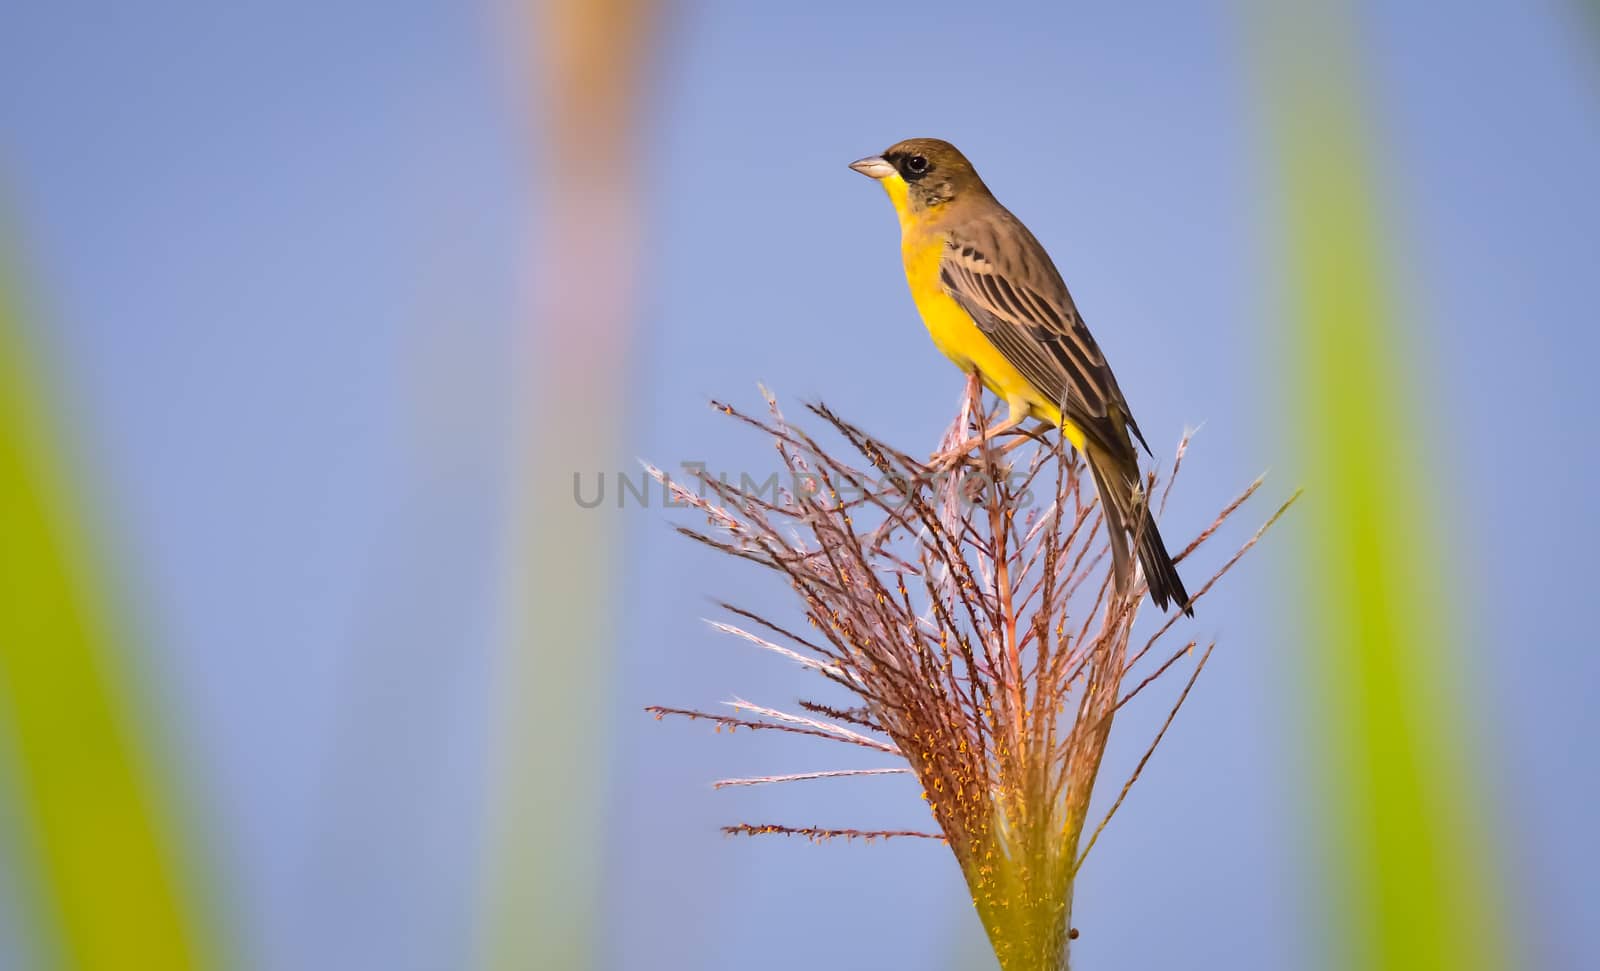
<box><xmin>927</xmin><ymin>423</ymin><xmax>1040</xmax><ymax>470</ymax></box>
<box><xmin>924</xmin><ymin>447</ymin><xmax>979</xmax><ymax>475</ymax></box>
<box><xmin>925</xmin><ymin>440</ymin><xmax>1018</xmax><ymax>477</ymax></box>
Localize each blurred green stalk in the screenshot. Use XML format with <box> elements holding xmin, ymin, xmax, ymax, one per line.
<box><xmin>1250</xmin><ymin>4</ymin><xmax>1509</xmax><ymax>969</ymax></box>
<box><xmin>0</xmin><ymin>240</ymin><xmax>213</xmax><ymax>966</ymax></box>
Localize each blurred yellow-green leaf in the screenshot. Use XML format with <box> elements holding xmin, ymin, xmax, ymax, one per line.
<box><xmin>0</xmin><ymin>242</ymin><xmax>213</xmax><ymax>969</ymax></box>
<box><xmin>1251</xmin><ymin>4</ymin><xmax>1511</xmax><ymax>969</ymax></box>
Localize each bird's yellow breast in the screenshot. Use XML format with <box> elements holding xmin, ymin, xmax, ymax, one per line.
<box><xmin>900</xmin><ymin>230</ymin><xmax>1069</xmax><ymax>432</ymax></box>
<box><xmin>875</xmin><ymin>173</ymin><xmax>1079</xmax><ymax>446</ymax></box>
<box><xmin>863</xmin><ymin>159</ymin><xmax>1107</xmax><ymax>459</ymax></box>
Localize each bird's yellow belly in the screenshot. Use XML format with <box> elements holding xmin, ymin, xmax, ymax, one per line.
<box><xmin>901</xmin><ymin>233</ymin><xmax>1073</xmax><ymax>440</ymax></box>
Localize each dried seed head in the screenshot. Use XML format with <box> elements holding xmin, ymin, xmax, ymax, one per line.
<box><xmin>648</xmin><ymin>385</ymin><xmax>1296</xmax><ymax>970</ymax></box>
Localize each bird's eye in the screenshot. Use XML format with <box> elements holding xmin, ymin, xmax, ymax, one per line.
<box><xmin>906</xmin><ymin>155</ymin><xmax>929</xmax><ymax>174</ymax></box>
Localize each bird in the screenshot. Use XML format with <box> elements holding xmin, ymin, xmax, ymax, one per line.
<box><xmin>850</xmin><ymin>137</ymin><xmax>1191</xmax><ymax>615</ymax></box>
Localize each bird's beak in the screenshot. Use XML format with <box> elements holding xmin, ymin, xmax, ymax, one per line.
<box><xmin>849</xmin><ymin>155</ymin><xmax>896</xmax><ymax>180</ymax></box>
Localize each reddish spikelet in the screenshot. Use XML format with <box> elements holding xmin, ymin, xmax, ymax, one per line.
<box><xmin>649</xmin><ymin>380</ymin><xmax>1297</xmax><ymax>970</ymax></box>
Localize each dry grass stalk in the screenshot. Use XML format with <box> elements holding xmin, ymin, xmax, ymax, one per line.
<box><xmin>647</xmin><ymin>377</ymin><xmax>1297</xmax><ymax>970</ymax></box>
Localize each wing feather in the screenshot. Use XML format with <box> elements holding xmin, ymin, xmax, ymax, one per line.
<box><xmin>939</xmin><ymin>225</ymin><xmax>1152</xmax><ymax>457</ymax></box>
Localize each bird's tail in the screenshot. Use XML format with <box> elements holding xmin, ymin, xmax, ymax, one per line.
<box><xmin>1085</xmin><ymin>446</ymin><xmax>1192</xmax><ymax>616</ymax></box>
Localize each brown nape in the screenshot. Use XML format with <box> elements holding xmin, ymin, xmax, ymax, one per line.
<box><xmin>880</xmin><ymin>137</ymin><xmax>991</xmax><ymax>209</ymax></box>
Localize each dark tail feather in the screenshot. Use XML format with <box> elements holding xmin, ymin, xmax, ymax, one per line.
<box><xmin>1086</xmin><ymin>448</ymin><xmax>1193</xmax><ymax>617</ymax></box>
<box><xmin>1086</xmin><ymin>454</ymin><xmax>1135</xmax><ymax>598</ymax></box>
<box><xmin>1135</xmin><ymin>503</ymin><xmax>1192</xmax><ymax>616</ymax></box>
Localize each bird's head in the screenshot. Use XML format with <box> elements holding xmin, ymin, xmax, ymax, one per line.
<box><xmin>849</xmin><ymin>138</ymin><xmax>988</xmax><ymax>218</ymax></box>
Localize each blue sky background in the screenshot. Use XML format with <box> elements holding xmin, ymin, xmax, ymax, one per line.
<box><xmin>2</xmin><ymin>2</ymin><xmax>1597</xmax><ymax>969</ymax></box>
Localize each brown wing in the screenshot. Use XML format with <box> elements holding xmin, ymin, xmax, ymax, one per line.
<box><xmin>938</xmin><ymin>212</ymin><xmax>1151</xmax><ymax>458</ymax></box>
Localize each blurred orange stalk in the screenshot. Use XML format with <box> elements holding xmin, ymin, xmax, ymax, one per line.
<box><xmin>478</xmin><ymin>2</ymin><xmax>657</xmax><ymax>969</ymax></box>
